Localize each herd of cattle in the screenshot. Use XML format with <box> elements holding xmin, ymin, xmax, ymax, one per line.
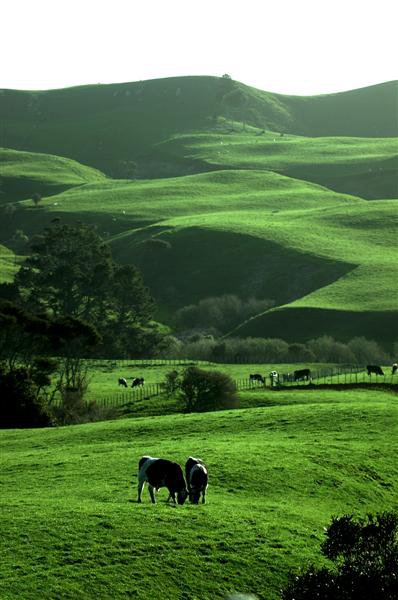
<box><xmin>249</xmin><ymin>364</ymin><xmax>397</xmax><ymax>385</ymax></box>
<box><xmin>137</xmin><ymin>456</ymin><xmax>208</xmax><ymax>505</ymax></box>
<box><xmin>118</xmin><ymin>364</ymin><xmax>397</xmax><ymax>391</ymax></box>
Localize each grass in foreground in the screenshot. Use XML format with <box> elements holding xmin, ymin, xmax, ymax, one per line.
<box><xmin>1</xmin><ymin>388</ymin><xmax>397</xmax><ymax>599</ymax></box>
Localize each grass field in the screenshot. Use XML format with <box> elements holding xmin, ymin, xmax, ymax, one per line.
<box><xmin>0</xmin><ymin>243</ymin><xmax>19</xmax><ymax>283</ymax></box>
<box><xmin>0</xmin><ymin>148</ymin><xmax>107</xmax><ymax>202</ymax></box>
<box><xmin>1</xmin><ymin>387</ymin><xmax>397</xmax><ymax>599</ymax></box>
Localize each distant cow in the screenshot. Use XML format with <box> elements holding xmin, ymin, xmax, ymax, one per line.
<box><xmin>185</xmin><ymin>457</ymin><xmax>208</xmax><ymax>504</ymax></box>
<box><xmin>294</xmin><ymin>368</ymin><xmax>311</xmax><ymax>381</ymax></box>
<box><xmin>118</xmin><ymin>377</ymin><xmax>128</xmax><ymax>387</ymax></box>
<box><xmin>249</xmin><ymin>373</ymin><xmax>265</xmax><ymax>384</ymax></box>
<box><xmin>132</xmin><ymin>377</ymin><xmax>145</xmax><ymax>387</ymax></box>
<box><xmin>367</xmin><ymin>365</ymin><xmax>384</xmax><ymax>376</ymax></box>
<box><xmin>392</xmin><ymin>363</ymin><xmax>397</xmax><ymax>375</ymax></box>
<box><xmin>282</xmin><ymin>373</ymin><xmax>294</xmax><ymax>383</ymax></box>
<box><xmin>137</xmin><ymin>456</ymin><xmax>188</xmax><ymax>505</ymax></box>
<box><xmin>269</xmin><ymin>370</ymin><xmax>279</xmax><ymax>387</ymax></box>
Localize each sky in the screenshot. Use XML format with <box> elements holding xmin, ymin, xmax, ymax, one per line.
<box><xmin>2</xmin><ymin>0</ymin><xmax>397</xmax><ymax>95</ymax></box>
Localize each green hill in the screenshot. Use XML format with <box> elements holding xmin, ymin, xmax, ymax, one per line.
<box><xmin>1</xmin><ymin>390</ymin><xmax>397</xmax><ymax>599</ymax></box>
<box><xmin>2</xmin><ymin>168</ymin><xmax>395</xmax><ymax>343</ymax></box>
<box><xmin>1</xmin><ymin>77</ymin><xmax>397</xmax><ymax>178</ymax></box>
<box><xmin>0</xmin><ymin>147</ymin><xmax>107</xmax><ymax>202</ymax></box>
<box><xmin>1</xmin><ymin>76</ymin><xmax>397</xmax><ymax>344</ymax></box>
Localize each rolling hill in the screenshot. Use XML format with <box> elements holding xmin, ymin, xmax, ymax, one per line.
<box><xmin>1</xmin><ymin>390</ymin><xmax>397</xmax><ymax>599</ymax></box>
<box><xmin>0</xmin><ymin>76</ymin><xmax>397</xmax><ymax>345</ymax></box>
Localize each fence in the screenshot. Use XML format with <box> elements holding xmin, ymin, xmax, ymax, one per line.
<box><xmin>90</xmin><ymin>366</ymin><xmax>396</xmax><ymax>408</ymax></box>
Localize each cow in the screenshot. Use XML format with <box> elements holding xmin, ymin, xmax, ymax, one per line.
<box><xmin>367</xmin><ymin>365</ymin><xmax>384</xmax><ymax>376</ymax></box>
<box><xmin>132</xmin><ymin>377</ymin><xmax>145</xmax><ymax>387</ymax></box>
<box><xmin>249</xmin><ymin>373</ymin><xmax>265</xmax><ymax>384</ymax></box>
<box><xmin>137</xmin><ymin>456</ymin><xmax>188</xmax><ymax>505</ymax></box>
<box><xmin>185</xmin><ymin>457</ymin><xmax>208</xmax><ymax>504</ymax></box>
<box><xmin>118</xmin><ymin>377</ymin><xmax>128</xmax><ymax>387</ymax></box>
<box><xmin>294</xmin><ymin>368</ymin><xmax>311</xmax><ymax>381</ymax></box>
<box><xmin>269</xmin><ymin>370</ymin><xmax>279</xmax><ymax>387</ymax></box>
<box><xmin>392</xmin><ymin>363</ymin><xmax>397</xmax><ymax>375</ymax></box>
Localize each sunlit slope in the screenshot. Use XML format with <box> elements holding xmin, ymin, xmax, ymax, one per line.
<box><xmin>9</xmin><ymin>168</ymin><xmax>396</xmax><ymax>341</ymax></box>
<box><xmin>155</xmin><ymin>132</ymin><xmax>398</xmax><ymax>199</ymax></box>
<box><xmin>1</xmin><ymin>77</ymin><xmax>396</xmax><ymax>177</ymax></box>
<box><xmin>1</xmin><ymin>393</ymin><xmax>397</xmax><ymax>599</ymax></box>
<box><xmin>0</xmin><ymin>244</ymin><xmax>18</xmax><ymax>282</ymax></box>
<box><xmin>0</xmin><ymin>147</ymin><xmax>107</xmax><ymax>202</ymax></box>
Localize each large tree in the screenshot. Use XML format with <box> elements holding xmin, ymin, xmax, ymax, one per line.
<box><xmin>15</xmin><ymin>222</ymin><xmax>154</xmax><ymax>355</ymax></box>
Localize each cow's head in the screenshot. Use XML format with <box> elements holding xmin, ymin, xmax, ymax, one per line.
<box><xmin>177</xmin><ymin>487</ymin><xmax>188</xmax><ymax>505</ymax></box>
<box><xmin>189</xmin><ymin>488</ymin><xmax>201</xmax><ymax>504</ymax></box>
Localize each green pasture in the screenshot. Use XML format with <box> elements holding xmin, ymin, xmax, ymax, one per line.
<box><xmin>0</xmin><ymin>147</ymin><xmax>107</xmax><ymax>202</ymax></box>
<box><xmin>83</xmin><ymin>361</ymin><xmax>337</xmax><ymax>402</ymax></box>
<box><xmin>1</xmin><ymin>77</ymin><xmax>396</xmax><ymax>178</ymax></box>
<box><xmin>1</xmin><ymin>388</ymin><xmax>397</xmax><ymax>599</ymax></box>
<box><xmin>157</xmin><ymin>131</ymin><xmax>398</xmax><ymax>198</ymax></box>
<box><xmin>0</xmin><ymin>244</ymin><xmax>19</xmax><ymax>283</ymax></box>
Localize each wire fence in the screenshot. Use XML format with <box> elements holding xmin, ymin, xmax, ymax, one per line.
<box><xmin>82</xmin><ymin>365</ymin><xmax>397</xmax><ymax>409</ymax></box>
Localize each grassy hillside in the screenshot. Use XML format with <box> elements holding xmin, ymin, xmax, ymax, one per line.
<box><xmin>0</xmin><ymin>243</ymin><xmax>19</xmax><ymax>282</ymax></box>
<box><xmin>1</xmin><ymin>389</ymin><xmax>397</xmax><ymax>599</ymax></box>
<box><xmin>1</xmin><ymin>166</ymin><xmax>396</xmax><ymax>342</ymax></box>
<box><xmin>0</xmin><ymin>147</ymin><xmax>107</xmax><ymax>202</ymax></box>
<box><xmin>1</xmin><ymin>76</ymin><xmax>397</xmax><ymax>343</ymax></box>
<box><xmin>1</xmin><ymin>77</ymin><xmax>396</xmax><ymax>177</ymax></box>
<box><xmin>155</xmin><ymin>131</ymin><xmax>398</xmax><ymax>198</ymax></box>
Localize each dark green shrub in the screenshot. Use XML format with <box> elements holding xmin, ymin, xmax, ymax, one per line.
<box><xmin>0</xmin><ymin>365</ymin><xmax>51</xmax><ymax>428</ymax></box>
<box><xmin>282</xmin><ymin>512</ymin><xmax>398</xmax><ymax>600</ymax></box>
<box><xmin>180</xmin><ymin>366</ymin><xmax>238</xmax><ymax>412</ymax></box>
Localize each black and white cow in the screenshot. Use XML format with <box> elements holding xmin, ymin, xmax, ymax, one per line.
<box><xmin>294</xmin><ymin>368</ymin><xmax>311</xmax><ymax>381</ymax></box>
<box><xmin>137</xmin><ymin>456</ymin><xmax>188</xmax><ymax>505</ymax></box>
<box><xmin>132</xmin><ymin>377</ymin><xmax>145</xmax><ymax>387</ymax></box>
<box><xmin>118</xmin><ymin>377</ymin><xmax>128</xmax><ymax>387</ymax></box>
<box><xmin>185</xmin><ymin>457</ymin><xmax>208</xmax><ymax>504</ymax></box>
<box><xmin>367</xmin><ymin>365</ymin><xmax>384</xmax><ymax>376</ymax></box>
<box><xmin>249</xmin><ymin>373</ymin><xmax>265</xmax><ymax>384</ymax></box>
<box><xmin>391</xmin><ymin>363</ymin><xmax>397</xmax><ymax>375</ymax></box>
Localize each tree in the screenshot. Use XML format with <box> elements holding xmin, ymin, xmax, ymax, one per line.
<box><xmin>14</xmin><ymin>223</ymin><xmax>154</xmax><ymax>355</ymax></box>
<box><xmin>16</xmin><ymin>223</ymin><xmax>113</xmax><ymax>320</ymax></box>
<box><xmin>180</xmin><ymin>366</ymin><xmax>238</xmax><ymax>412</ymax></box>
<box><xmin>282</xmin><ymin>512</ymin><xmax>398</xmax><ymax>600</ymax></box>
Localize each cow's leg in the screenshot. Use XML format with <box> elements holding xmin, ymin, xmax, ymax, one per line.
<box><xmin>202</xmin><ymin>490</ymin><xmax>206</xmax><ymax>504</ymax></box>
<box><xmin>148</xmin><ymin>484</ymin><xmax>156</xmax><ymax>504</ymax></box>
<box><xmin>166</xmin><ymin>490</ymin><xmax>176</xmax><ymax>504</ymax></box>
<box><xmin>137</xmin><ymin>480</ymin><xmax>145</xmax><ymax>503</ymax></box>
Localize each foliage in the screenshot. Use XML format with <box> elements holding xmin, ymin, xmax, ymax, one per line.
<box><xmin>179</xmin><ymin>366</ymin><xmax>238</xmax><ymax>412</ymax></box>
<box><xmin>282</xmin><ymin>512</ymin><xmax>398</xmax><ymax>600</ymax></box>
<box><xmin>14</xmin><ymin>222</ymin><xmax>154</xmax><ymax>357</ymax></box>
<box><xmin>176</xmin><ymin>294</ymin><xmax>274</xmax><ymax>334</ymax></box>
<box><xmin>0</xmin><ymin>363</ymin><xmax>52</xmax><ymax>428</ymax></box>
<box><xmin>162</xmin><ymin>369</ymin><xmax>181</xmax><ymax>395</ymax></box>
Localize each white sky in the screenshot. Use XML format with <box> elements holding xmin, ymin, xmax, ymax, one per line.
<box><xmin>2</xmin><ymin>0</ymin><xmax>397</xmax><ymax>95</ymax></box>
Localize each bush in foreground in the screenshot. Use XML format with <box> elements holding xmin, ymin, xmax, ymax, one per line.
<box><xmin>282</xmin><ymin>512</ymin><xmax>398</xmax><ymax>600</ymax></box>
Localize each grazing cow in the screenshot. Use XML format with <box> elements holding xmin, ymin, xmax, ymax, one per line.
<box><xmin>269</xmin><ymin>370</ymin><xmax>279</xmax><ymax>387</ymax></box>
<box><xmin>185</xmin><ymin>457</ymin><xmax>208</xmax><ymax>504</ymax></box>
<box><xmin>294</xmin><ymin>368</ymin><xmax>311</xmax><ymax>381</ymax></box>
<box><xmin>132</xmin><ymin>377</ymin><xmax>145</xmax><ymax>387</ymax></box>
<box><xmin>249</xmin><ymin>373</ymin><xmax>265</xmax><ymax>384</ymax></box>
<box><xmin>367</xmin><ymin>365</ymin><xmax>384</xmax><ymax>376</ymax></box>
<box><xmin>392</xmin><ymin>363</ymin><xmax>397</xmax><ymax>375</ymax></box>
<box><xmin>137</xmin><ymin>456</ymin><xmax>187</xmax><ymax>505</ymax></box>
<box><xmin>118</xmin><ymin>377</ymin><xmax>128</xmax><ymax>388</ymax></box>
